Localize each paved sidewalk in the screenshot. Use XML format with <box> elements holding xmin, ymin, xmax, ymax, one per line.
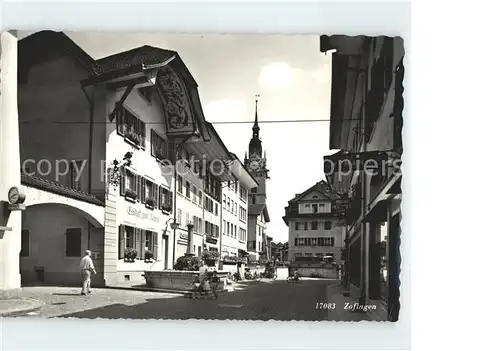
<box><xmin>0</xmin><ymin>298</ymin><xmax>44</xmax><ymax>317</ymax></box>
<box><xmin>326</xmin><ymin>283</ymin><xmax>372</xmax><ymax>321</ymax></box>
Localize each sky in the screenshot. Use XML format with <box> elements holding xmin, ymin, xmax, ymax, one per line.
<box><xmin>40</xmin><ymin>32</ymin><xmax>334</xmax><ymax>244</ymax></box>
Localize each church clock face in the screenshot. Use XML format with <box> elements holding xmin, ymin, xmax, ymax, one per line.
<box><xmin>249</xmin><ymin>160</ymin><xmax>260</xmax><ymax>171</ymax></box>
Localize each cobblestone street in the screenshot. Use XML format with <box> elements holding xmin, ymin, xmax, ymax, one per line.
<box><xmin>2</xmin><ymin>279</ymin><xmax>370</xmax><ymax>321</ymax></box>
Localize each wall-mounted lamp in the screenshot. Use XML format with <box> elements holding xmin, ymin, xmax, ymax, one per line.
<box><xmin>109</xmin><ymin>152</ymin><xmax>133</xmax><ymax>190</ymax></box>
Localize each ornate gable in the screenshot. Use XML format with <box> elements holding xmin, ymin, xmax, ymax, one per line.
<box><xmin>157</xmin><ymin>66</ymin><xmax>198</xmax><ymax>136</ymax></box>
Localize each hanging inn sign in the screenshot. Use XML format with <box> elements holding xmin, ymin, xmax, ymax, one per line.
<box><xmin>331</xmin><ymin>199</ymin><xmax>349</xmax><ymax>219</ymax></box>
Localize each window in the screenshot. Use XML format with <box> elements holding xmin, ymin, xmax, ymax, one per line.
<box><xmin>185</xmin><ymin>181</ymin><xmax>191</xmax><ymax>199</ymax></box>
<box><xmin>312</xmin><ymin>204</ymin><xmax>318</xmax><ymax>213</ymax></box>
<box><xmin>178</xmin><ymin>209</ymin><xmax>183</xmax><ymax>226</ymax></box>
<box><xmin>240</xmin><ymin>187</ymin><xmax>248</xmax><ymax>202</ymax></box>
<box><xmin>192</xmin><ymin>186</ymin><xmax>198</xmax><ymax>203</ymax></box>
<box><xmin>324</xmin><ymin>221</ymin><xmax>332</xmax><ymax>230</ymax></box>
<box><xmin>226</xmin><ymin>221</ymin><xmax>230</xmax><ymax>236</ymax></box>
<box><xmin>198</xmin><ymin>190</ymin><xmax>203</xmax><ymax>205</ymax></box>
<box><xmin>239</xmin><ymin>206</ymin><xmax>247</xmax><ymax>222</ymax></box>
<box><xmin>118</xmin><ymin>225</ymin><xmax>158</xmax><ymax>260</ymax></box>
<box><xmin>116</xmin><ymin>106</ymin><xmax>146</xmax><ymax>149</ymax></box>
<box><xmin>251</xmin><ymin>188</ymin><xmax>257</xmax><ymax>193</ymax></box>
<box><xmin>252</xmin><ymin>196</ymin><xmax>256</xmax><ymax>204</ymax></box>
<box><xmin>204</xmin><ymin>196</ymin><xmax>215</xmax><ymax>213</ymax></box>
<box><xmin>145</xmin><ymin>231</ymin><xmax>153</xmax><ymax>251</ymax></box>
<box><xmin>295</xmin><ymin>222</ymin><xmax>300</xmax><ymax>230</ymax></box>
<box><xmin>311</xmin><ymin>221</ymin><xmax>318</xmax><ymax>230</ymax></box>
<box><xmin>223</xmin><ymin>195</ymin><xmax>227</xmax><ymax>209</ymax></box>
<box><xmin>319</xmin><ymin>204</ymin><xmax>326</xmax><ymax>212</ymax></box>
<box><xmin>198</xmin><ymin>218</ymin><xmax>203</xmax><ymax>234</ymax></box>
<box><xmin>125</xmin><ymin>226</ymin><xmax>134</xmax><ymax>248</ymax></box>
<box><xmin>258</xmin><ymin>242</ymin><xmax>261</xmax><ymax>251</ymax></box>
<box><xmin>177</xmin><ymin>175</ymin><xmax>183</xmax><ymax>194</ymax></box>
<box><xmin>223</xmin><ymin>220</ymin><xmax>226</xmax><ymax>235</ymax></box>
<box><xmin>160</xmin><ymin>186</ymin><xmax>173</xmax><ymax>212</ymax></box>
<box><xmin>141</xmin><ymin>177</ymin><xmax>157</xmax><ymax>208</ymax></box>
<box><xmin>68</xmin><ymin>160</ymin><xmax>84</xmax><ymax>191</ymax></box>
<box><xmin>65</xmin><ymin>228</ymin><xmax>82</xmax><ymax>257</ymax></box>
<box><xmin>215</xmin><ymin>203</ymin><xmax>219</xmax><ymax>216</ymax></box>
<box><xmin>185</xmin><ymin>212</ymin><xmax>190</xmax><ymax>228</ymax></box>
<box><xmin>21</xmin><ymin>229</ymin><xmax>30</xmax><ymax>257</ymax></box>
<box><xmin>304</xmin><ymin>222</ymin><xmax>309</xmax><ymax>231</ymax></box>
<box><xmin>138</xmin><ymin>87</ymin><xmax>153</xmax><ymax>104</ymax></box>
<box><xmin>120</xmin><ymin>167</ymin><xmax>138</xmax><ymax>200</ymax></box>
<box><xmin>330</xmin><ymin>237</ymin><xmax>335</xmax><ymax>246</ymax></box>
<box><xmin>150</xmin><ymin>129</ymin><xmax>170</xmax><ymax>162</ymax></box>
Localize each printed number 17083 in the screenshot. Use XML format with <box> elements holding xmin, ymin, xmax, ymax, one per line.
<box><xmin>316</xmin><ymin>302</ymin><xmax>336</xmax><ymax>310</ymax></box>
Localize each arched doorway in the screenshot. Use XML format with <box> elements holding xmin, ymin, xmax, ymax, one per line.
<box><xmin>20</xmin><ymin>203</ymin><xmax>104</xmax><ymax>287</ymax></box>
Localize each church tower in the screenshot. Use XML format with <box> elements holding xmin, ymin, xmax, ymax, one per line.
<box><xmin>244</xmin><ymin>95</ymin><xmax>269</xmax><ymax>205</ymax></box>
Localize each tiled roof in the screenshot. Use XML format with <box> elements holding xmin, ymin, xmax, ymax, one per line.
<box><xmin>21</xmin><ymin>174</ymin><xmax>104</xmax><ymax>206</ymax></box>
<box><xmin>288</xmin><ymin>180</ymin><xmax>337</xmax><ymax>203</ymax></box>
<box><xmin>93</xmin><ymin>45</ymin><xmax>177</xmax><ymax>75</ymax></box>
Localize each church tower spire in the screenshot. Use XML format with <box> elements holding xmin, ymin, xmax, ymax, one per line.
<box><xmin>248</xmin><ymin>94</ymin><xmax>263</xmax><ymax>158</ymax></box>
<box><xmin>253</xmin><ymin>95</ymin><xmax>260</xmax><ymax>138</ymax></box>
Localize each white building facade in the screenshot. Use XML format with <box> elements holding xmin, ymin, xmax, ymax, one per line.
<box><xmin>220</xmin><ymin>155</ymin><xmax>257</xmax><ymax>261</ymax></box>
<box><xmin>283</xmin><ymin>181</ymin><xmax>346</xmax><ymax>264</ymax></box>
<box><xmin>13</xmin><ymin>31</ymin><xmax>236</xmax><ymax>288</ymax></box>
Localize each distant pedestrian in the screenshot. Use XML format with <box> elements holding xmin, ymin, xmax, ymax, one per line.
<box><xmin>80</xmin><ymin>250</ymin><xmax>96</xmax><ymax>296</ymax></box>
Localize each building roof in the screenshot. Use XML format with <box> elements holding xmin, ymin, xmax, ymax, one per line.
<box><xmin>248</xmin><ymin>203</ymin><xmax>270</xmax><ymax>222</ymax></box>
<box><xmin>288</xmin><ymin>180</ymin><xmax>338</xmax><ymax>203</ymax></box>
<box><xmin>21</xmin><ymin>174</ymin><xmax>104</xmax><ymax>206</ymax></box>
<box><xmin>18</xmin><ymin>31</ymin><xmax>96</xmax><ymax>75</ymax></box>
<box><xmin>92</xmin><ymin>45</ymin><xmax>177</xmax><ymax>75</ymax></box>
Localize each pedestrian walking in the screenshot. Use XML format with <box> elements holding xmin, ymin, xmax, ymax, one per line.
<box><xmin>80</xmin><ymin>250</ymin><xmax>96</xmax><ymax>296</ymax></box>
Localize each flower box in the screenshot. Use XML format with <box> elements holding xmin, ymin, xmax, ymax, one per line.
<box><xmin>145</xmin><ymin>197</ymin><xmax>156</xmax><ymax>208</ymax></box>
<box><xmin>125</xmin><ymin>189</ymin><xmax>138</xmax><ymax>200</ymax></box>
<box><xmin>155</xmin><ymin>149</ymin><xmax>167</xmax><ymax>160</ymax></box>
<box><xmin>161</xmin><ymin>204</ymin><xmax>172</xmax><ymax>213</ymax></box>
<box><xmin>144</xmin><ymin>250</ymin><xmax>154</xmax><ymax>263</ymax></box>
<box><xmin>124</xmin><ymin>247</ymin><xmax>138</xmax><ymax>262</ymax></box>
<box><xmin>125</xmin><ymin>131</ymin><xmax>142</xmax><ymax>146</ymax></box>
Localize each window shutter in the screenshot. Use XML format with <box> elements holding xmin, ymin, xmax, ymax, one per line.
<box><xmin>134</xmin><ymin>227</ymin><xmax>141</xmax><ymax>255</ymax></box>
<box><xmin>151</xmin><ymin>129</ymin><xmax>156</xmax><ymax>157</ymax></box>
<box><xmin>139</xmin><ymin>229</ymin><xmax>145</xmax><ymax>260</ymax></box>
<box><xmin>134</xmin><ymin>173</ymin><xmax>139</xmax><ymax>198</ymax></box>
<box><xmin>119</xmin><ymin>225</ymin><xmax>125</xmax><ymax>259</ymax></box>
<box><xmin>140</xmin><ymin>176</ymin><xmax>145</xmax><ymax>203</ymax></box>
<box><xmin>120</xmin><ymin>166</ymin><xmax>126</xmax><ymax>196</ymax></box>
<box><xmin>141</xmin><ymin>122</ymin><xmax>146</xmax><ymax>148</ymax></box>
<box><xmin>167</xmin><ymin>190</ymin><xmax>173</xmax><ymax>208</ymax></box>
<box><xmin>154</xmin><ymin>184</ymin><xmax>159</xmax><ymax>208</ymax></box>
<box><xmin>153</xmin><ymin>232</ymin><xmax>158</xmax><ymax>260</ymax></box>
